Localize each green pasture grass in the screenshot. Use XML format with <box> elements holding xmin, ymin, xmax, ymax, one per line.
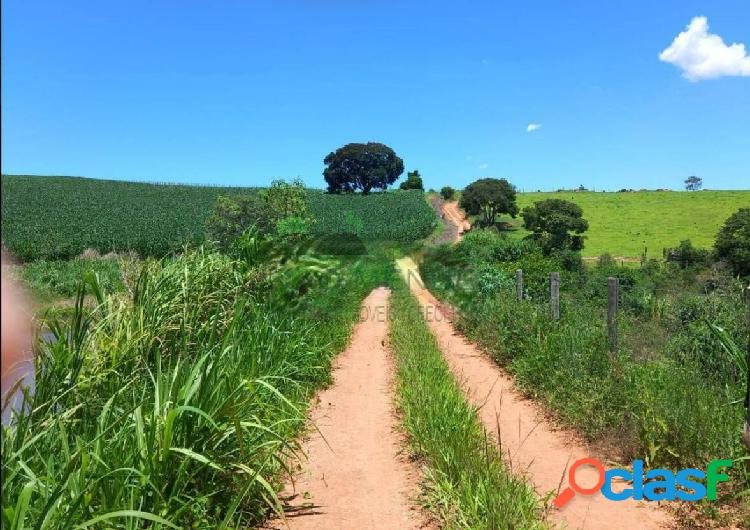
<box><xmin>497</xmin><ymin>190</ymin><xmax>750</xmax><ymax>258</ymax></box>
<box><xmin>389</xmin><ymin>278</ymin><xmax>547</xmax><ymax>529</ymax></box>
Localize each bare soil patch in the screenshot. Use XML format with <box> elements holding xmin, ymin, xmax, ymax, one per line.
<box><xmin>269</xmin><ymin>287</ymin><xmax>429</xmax><ymax>530</ymax></box>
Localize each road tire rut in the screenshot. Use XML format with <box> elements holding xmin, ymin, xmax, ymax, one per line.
<box><xmin>270</xmin><ymin>287</ymin><xmax>427</xmax><ymax>530</ymax></box>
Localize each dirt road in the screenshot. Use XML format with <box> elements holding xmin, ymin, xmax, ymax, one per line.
<box><xmin>271</xmin><ymin>287</ymin><xmax>426</xmax><ymax>530</ymax></box>
<box><xmin>396</xmin><ymin>257</ymin><xmax>670</xmax><ymax>530</ymax></box>
<box><xmin>441</xmin><ymin>201</ymin><xmax>471</xmax><ymax>243</ymax></box>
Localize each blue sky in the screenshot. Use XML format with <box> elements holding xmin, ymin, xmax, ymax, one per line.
<box><xmin>2</xmin><ymin>0</ymin><xmax>749</xmax><ymax>191</ymax></box>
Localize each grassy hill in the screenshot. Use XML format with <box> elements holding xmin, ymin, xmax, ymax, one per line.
<box><xmin>1</xmin><ymin>175</ymin><xmax>435</xmax><ymax>260</ymax></box>
<box><xmin>500</xmin><ymin>190</ymin><xmax>750</xmax><ymax>259</ymax></box>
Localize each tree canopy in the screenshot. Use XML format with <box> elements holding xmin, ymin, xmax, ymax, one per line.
<box><xmin>521</xmin><ymin>199</ymin><xmax>589</xmax><ymax>252</ymax></box>
<box><xmin>206</xmin><ymin>178</ymin><xmax>313</xmax><ymax>249</ymax></box>
<box><xmin>684</xmin><ymin>176</ymin><xmax>703</xmax><ymax>191</ymax></box>
<box><xmin>714</xmin><ymin>207</ymin><xmax>750</xmax><ymax>277</ymax></box>
<box><xmin>440</xmin><ymin>186</ymin><xmax>455</xmax><ymax>200</ymax></box>
<box><xmin>399</xmin><ymin>170</ymin><xmax>424</xmax><ymax>191</ymax></box>
<box><xmin>459</xmin><ymin>178</ymin><xmax>518</xmax><ymax>227</ymax></box>
<box><xmin>323</xmin><ymin>142</ymin><xmax>404</xmax><ymax>194</ymax></box>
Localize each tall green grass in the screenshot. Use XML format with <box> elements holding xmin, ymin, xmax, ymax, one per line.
<box><xmin>20</xmin><ymin>257</ymin><xmax>125</xmax><ymax>298</ymax></box>
<box><xmin>1</xmin><ymin>247</ymin><xmax>392</xmax><ymax>528</ymax></box>
<box><xmin>389</xmin><ymin>280</ymin><xmax>546</xmax><ymax>530</ymax></box>
<box><xmin>420</xmin><ymin>232</ymin><xmax>749</xmax><ymax>525</ymax></box>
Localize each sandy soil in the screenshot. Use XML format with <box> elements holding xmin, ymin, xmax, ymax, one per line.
<box><xmin>269</xmin><ymin>287</ymin><xmax>428</xmax><ymax>530</ymax></box>
<box><xmin>396</xmin><ymin>257</ymin><xmax>671</xmax><ymax>530</ymax></box>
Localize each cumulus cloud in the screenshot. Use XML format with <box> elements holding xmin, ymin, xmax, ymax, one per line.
<box><xmin>478</xmin><ymin>163</ymin><xmax>489</xmax><ymax>169</ymax></box>
<box><xmin>526</xmin><ymin>123</ymin><xmax>542</xmax><ymax>132</ymax></box>
<box><xmin>659</xmin><ymin>16</ymin><xmax>750</xmax><ymax>81</ymax></box>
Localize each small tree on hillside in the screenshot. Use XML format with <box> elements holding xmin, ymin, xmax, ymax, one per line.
<box><xmin>207</xmin><ymin>178</ymin><xmax>314</xmax><ymax>248</ymax></box>
<box><xmin>323</xmin><ymin>142</ymin><xmax>404</xmax><ymax>194</ymax></box>
<box><xmin>459</xmin><ymin>178</ymin><xmax>519</xmax><ymax>227</ymax></box>
<box><xmin>440</xmin><ymin>186</ymin><xmax>455</xmax><ymax>200</ymax></box>
<box><xmin>399</xmin><ymin>170</ymin><xmax>424</xmax><ymax>190</ymax></box>
<box><xmin>262</xmin><ymin>178</ymin><xmax>310</xmax><ymax>221</ymax></box>
<box><xmin>206</xmin><ymin>195</ymin><xmax>272</xmax><ymax>250</ymax></box>
<box><xmin>521</xmin><ymin>199</ymin><xmax>588</xmax><ymax>253</ymax></box>
<box><xmin>684</xmin><ymin>176</ymin><xmax>703</xmax><ymax>191</ymax></box>
<box><xmin>261</xmin><ymin>178</ymin><xmax>315</xmax><ymax>236</ymax></box>
<box><xmin>714</xmin><ymin>207</ymin><xmax>750</xmax><ymax>277</ymax></box>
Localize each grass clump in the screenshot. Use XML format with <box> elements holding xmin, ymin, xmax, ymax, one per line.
<box><xmin>20</xmin><ymin>257</ymin><xmax>125</xmax><ymax>297</ymax></box>
<box><xmin>389</xmin><ymin>279</ymin><xmax>546</xmax><ymax>530</ymax></box>
<box><xmin>1</xmin><ymin>243</ymin><xmax>391</xmax><ymax>528</ymax></box>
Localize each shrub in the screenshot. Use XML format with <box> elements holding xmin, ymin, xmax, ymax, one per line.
<box><xmin>440</xmin><ymin>186</ymin><xmax>455</xmax><ymax>200</ymax></box>
<box><xmin>714</xmin><ymin>207</ymin><xmax>750</xmax><ymax>277</ymax></box>
<box><xmin>665</xmin><ymin>239</ymin><xmax>710</xmax><ymax>269</ymax></box>
<box><xmin>399</xmin><ymin>170</ymin><xmax>424</xmax><ymax>191</ymax></box>
<box><xmin>205</xmin><ymin>195</ymin><xmax>272</xmax><ymax>250</ymax></box>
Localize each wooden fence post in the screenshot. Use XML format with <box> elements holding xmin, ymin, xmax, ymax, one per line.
<box><xmin>607</xmin><ymin>277</ymin><xmax>619</xmax><ymax>353</ymax></box>
<box><xmin>550</xmin><ymin>272</ymin><xmax>560</xmax><ymax>320</ymax></box>
<box><xmin>516</xmin><ymin>269</ymin><xmax>523</xmax><ymax>301</ymax></box>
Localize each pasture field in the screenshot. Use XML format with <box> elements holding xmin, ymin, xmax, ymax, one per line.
<box><xmin>497</xmin><ymin>190</ymin><xmax>750</xmax><ymax>259</ymax></box>
<box><xmin>0</xmin><ymin>175</ymin><xmax>436</xmax><ymax>261</ymax></box>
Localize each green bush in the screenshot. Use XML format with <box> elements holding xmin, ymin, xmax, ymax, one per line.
<box><xmin>205</xmin><ymin>195</ymin><xmax>273</xmax><ymax>249</ymax></box>
<box><xmin>714</xmin><ymin>207</ymin><xmax>750</xmax><ymax>277</ymax></box>
<box><xmin>439</xmin><ymin>186</ymin><xmax>455</xmax><ymax>200</ymax></box>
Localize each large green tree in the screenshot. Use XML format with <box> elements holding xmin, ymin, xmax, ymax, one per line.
<box><xmin>714</xmin><ymin>207</ymin><xmax>750</xmax><ymax>277</ymax></box>
<box><xmin>459</xmin><ymin>178</ymin><xmax>518</xmax><ymax>227</ymax></box>
<box><xmin>521</xmin><ymin>199</ymin><xmax>588</xmax><ymax>252</ymax></box>
<box><xmin>323</xmin><ymin>142</ymin><xmax>404</xmax><ymax>194</ymax></box>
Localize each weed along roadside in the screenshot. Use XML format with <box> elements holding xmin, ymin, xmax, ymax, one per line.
<box><xmin>388</xmin><ymin>275</ymin><xmax>547</xmax><ymax>530</ymax></box>
<box><xmin>396</xmin><ymin>256</ymin><xmax>670</xmax><ymax>529</ymax></box>
<box><xmin>417</xmin><ymin>220</ymin><xmax>750</xmax><ymax>528</ymax></box>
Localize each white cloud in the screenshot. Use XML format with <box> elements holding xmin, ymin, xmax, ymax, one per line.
<box><xmin>659</xmin><ymin>16</ymin><xmax>750</xmax><ymax>81</ymax></box>
<box><xmin>466</xmin><ymin>155</ymin><xmax>473</xmax><ymax>161</ymax></box>
<box><xmin>478</xmin><ymin>163</ymin><xmax>489</xmax><ymax>169</ymax></box>
<box><xmin>526</xmin><ymin>123</ymin><xmax>542</xmax><ymax>132</ymax></box>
